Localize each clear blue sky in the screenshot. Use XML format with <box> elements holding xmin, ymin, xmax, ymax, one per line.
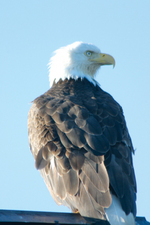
<box><xmin>0</xmin><ymin>0</ymin><xmax>150</xmax><ymax>222</ymax></box>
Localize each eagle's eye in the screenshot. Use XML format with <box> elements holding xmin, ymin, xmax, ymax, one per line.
<box><xmin>85</xmin><ymin>51</ymin><xmax>93</xmax><ymax>57</ymax></box>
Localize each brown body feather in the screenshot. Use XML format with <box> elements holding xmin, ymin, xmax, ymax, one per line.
<box><xmin>28</xmin><ymin>78</ymin><xmax>136</xmax><ymax>219</ymax></box>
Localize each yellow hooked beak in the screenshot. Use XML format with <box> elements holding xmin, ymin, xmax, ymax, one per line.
<box><xmin>90</xmin><ymin>53</ymin><xmax>115</xmax><ymax>68</ymax></box>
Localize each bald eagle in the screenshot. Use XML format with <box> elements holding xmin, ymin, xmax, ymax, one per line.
<box><xmin>28</xmin><ymin>42</ymin><xmax>136</xmax><ymax>225</ymax></box>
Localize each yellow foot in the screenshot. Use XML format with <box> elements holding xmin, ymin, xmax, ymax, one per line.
<box><xmin>72</xmin><ymin>209</ymin><xmax>79</xmax><ymax>214</ymax></box>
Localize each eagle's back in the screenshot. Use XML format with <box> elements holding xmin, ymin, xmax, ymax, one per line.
<box><xmin>28</xmin><ymin>78</ymin><xmax>136</xmax><ymax>222</ymax></box>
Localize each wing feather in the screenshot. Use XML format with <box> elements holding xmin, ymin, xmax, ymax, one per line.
<box><xmin>28</xmin><ymin>79</ymin><xmax>136</xmax><ymax>219</ymax></box>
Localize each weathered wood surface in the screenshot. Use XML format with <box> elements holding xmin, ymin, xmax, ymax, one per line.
<box><xmin>0</xmin><ymin>210</ymin><xmax>149</xmax><ymax>224</ymax></box>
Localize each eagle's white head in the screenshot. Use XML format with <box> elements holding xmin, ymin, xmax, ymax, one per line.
<box><xmin>48</xmin><ymin>42</ymin><xmax>115</xmax><ymax>87</ymax></box>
